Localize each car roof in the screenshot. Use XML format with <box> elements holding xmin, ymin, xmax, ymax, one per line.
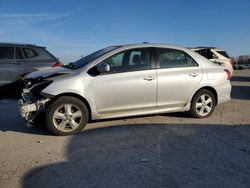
<box><xmin>0</xmin><ymin>42</ymin><xmax>45</xmax><ymax>48</ymax></box>
<box><xmin>195</xmin><ymin>46</ymin><xmax>217</xmax><ymax>49</ymax></box>
<box><xmin>111</xmin><ymin>43</ymin><xmax>191</xmax><ymax>51</ymax></box>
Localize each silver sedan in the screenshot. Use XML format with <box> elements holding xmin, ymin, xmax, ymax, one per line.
<box><xmin>19</xmin><ymin>43</ymin><xmax>231</xmax><ymax>135</ymax></box>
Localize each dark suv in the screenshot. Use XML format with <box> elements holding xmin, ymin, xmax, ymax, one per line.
<box><xmin>0</xmin><ymin>43</ymin><xmax>62</xmax><ymax>97</ymax></box>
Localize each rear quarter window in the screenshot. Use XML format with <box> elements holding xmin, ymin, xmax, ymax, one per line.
<box><xmin>22</xmin><ymin>47</ymin><xmax>57</xmax><ymax>61</ymax></box>
<box><xmin>216</xmin><ymin>51</ymin><xmax>230</xmax><ymax>58</ymax></box>
<box><xmin>35</xmin><ymin>48</ymin><xmax>57</xmax><ymax>61</ymax></box>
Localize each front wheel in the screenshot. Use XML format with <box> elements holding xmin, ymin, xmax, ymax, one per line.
<box><xmin>45</xmin><ymin>96</ymin><xmax>89</xmax><ymax>136</ymax></box>
<box><xmin>189</xmin><ymin>89</ymin><xmax>215</xmax><ymax>118</ymax></box>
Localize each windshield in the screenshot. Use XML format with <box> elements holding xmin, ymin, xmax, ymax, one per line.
<box><xmin>64</xmin><ymin>46</ymin><xmax>119</xmax><ymax>69</ymax></box>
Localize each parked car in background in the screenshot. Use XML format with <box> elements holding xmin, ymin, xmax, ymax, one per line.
<box><xmin>0</xmin><ymin>43</ymin><xmax>62</xmax><ymax>98</ymax></box>
<box><xmin>0</xmin><ymin>43</ymin><xmax>62</xmax><ymax>88</ymax></box>
<box><xmin>191</xmin><ymin>47</ymin><xmax>234</xmax><ymax>75</ymax></box>
<box><xmin>233</xmin><ymin>63</ymin><xmax>248</xmax><ymax>70</ymax></box>
<box><xmin>19</xmin><ymin>43</ymin><xmax>231</xmax><ymax>135</ymax></box>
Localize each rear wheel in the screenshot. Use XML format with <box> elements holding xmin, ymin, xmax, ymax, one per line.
<box><xmin>45</xmin><ymin>96</ymin><xmax>88</xmax><ymax>136</ymax></box>
<box><xmin>189</xmin><ymin>89</ymin><xmax>215</xmax><ymax>118</ymax></box>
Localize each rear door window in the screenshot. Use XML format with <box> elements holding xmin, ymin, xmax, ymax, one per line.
<box><xmin>157</xmin><ymin>48</ymin><xmax>198</xmax><ymax>68</ymax></box>
<box><xmin>0</xmin><ymin>47</ymin><xmax>14</xmax><ymax>59</ymax></box>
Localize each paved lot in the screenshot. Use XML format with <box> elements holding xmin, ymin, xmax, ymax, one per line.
<box><xmin>0</xmin><ymin>70</ymin><xmax>250</xmax><ymax>188</ymax></box>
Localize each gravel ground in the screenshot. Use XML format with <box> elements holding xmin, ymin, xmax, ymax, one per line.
<box><xmin>0</xmin><ymin>70</ymin><xmax>250</xmax><ymax>188</ymax></box>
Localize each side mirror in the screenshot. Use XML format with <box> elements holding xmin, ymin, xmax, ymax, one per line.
<box><xmin>97</xmin><ymin>63</ymin><xmax>110</xmax><ymax>73</ymax></box>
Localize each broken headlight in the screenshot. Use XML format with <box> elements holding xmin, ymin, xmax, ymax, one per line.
<box><xmin>30</xmin><ymin>80</ymin><xmax>53</xmax><ymax>100</ymax></box>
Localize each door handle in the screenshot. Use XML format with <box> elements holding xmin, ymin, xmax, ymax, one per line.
<box><xmin>143</xmin><ymin>76</ymin><xmax>155</xmax><ymax>81</ymax></box>
<box><xmin>189</xmin><ymin>73</ymin><xmax>199</xmax><ymax>77</ymax></box>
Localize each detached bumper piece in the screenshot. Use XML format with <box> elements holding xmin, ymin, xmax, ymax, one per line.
<box><xmin>18</xmin><ymin>99</ymin><xmax>50</xmax><ymax>127</ymax></box>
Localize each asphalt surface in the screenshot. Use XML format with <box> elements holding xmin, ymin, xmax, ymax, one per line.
<box><xmin>0</xmin><ymin>70</ymin><xmax>250</xmax><ymax>188</ymax></box>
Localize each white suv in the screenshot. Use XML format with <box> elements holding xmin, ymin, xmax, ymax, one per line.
<box><xmin>191</xmin><ymin>47</ymin><xmax>234</xmax><ymax>75</ymax></box>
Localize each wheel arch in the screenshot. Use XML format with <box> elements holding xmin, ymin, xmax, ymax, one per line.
<box><xmin>191</xmin><ymin>86</ymin><xmax>218</xmax><ymax>106</ymax></box>
<box><xmin>48</xmin><ymin>93</ymin><xmax>92</xmax><ymax>121</ymax></box>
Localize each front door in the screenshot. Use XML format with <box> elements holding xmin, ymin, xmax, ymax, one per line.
<box><xmin>92</xmin><ymin>48</ymin><xmax>157</xmax><ymax>115</ymax></box>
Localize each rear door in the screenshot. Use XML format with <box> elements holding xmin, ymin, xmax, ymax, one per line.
<box><xmin>0</xmin><ymin>46</ymin><xmax>23</xmax><ymax>86</ymax></box>
<box><xmin>155</xmin><ymin>48</ymin><xmax>202</xmax><ymax>108</ymax></box>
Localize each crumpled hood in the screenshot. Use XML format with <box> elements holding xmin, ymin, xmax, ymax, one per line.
<box><xmin>26</xmin><ymin>67</ymin><xmax>72</xmax><ymax>80</ymax></box>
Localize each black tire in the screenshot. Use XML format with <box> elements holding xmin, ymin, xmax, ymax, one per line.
<box><xmin>45</xmin><ymin>96</ymin><xmax>89</xmax><ymax>136</ymax></box>
<box><xmin>189</xmin><ymin>89</ymin><xmax>215</xmax><ymax>118</ymax></box>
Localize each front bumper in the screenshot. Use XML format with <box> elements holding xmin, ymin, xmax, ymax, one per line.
<box><xmin>18</xmin><ymin>98</ymin><xmax>50</xmax><ymax>126</ymax></box>
<box><xmin>18</xmin><ymin>100</ymin><xmax>38</xmax><ymax>118</ymax></box>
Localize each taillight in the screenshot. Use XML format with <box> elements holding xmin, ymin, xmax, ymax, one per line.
<box><xmin>224</xmin><ymin>69</ymin><xmax>231</xmax><ymax>80</ymax></box>
<box><xmin>229</xmin><ymin>59</ymin><xmax>235</xmax><ymax>67</ymax></box>
<box><xmin>52</xmin><ymin>62</ymin><xmax>62</xmax><ymax>67</ymax></box>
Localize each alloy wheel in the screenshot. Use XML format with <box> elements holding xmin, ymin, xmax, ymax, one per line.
<box><xmin>52</xmin><ymin>104</ymin><xmax>83</xmax><ymax>132</ymax></box>
<box><xmin>195</xmin><ymin>94</ymin><xmax>213</xmax><ymax>116</ymax></box>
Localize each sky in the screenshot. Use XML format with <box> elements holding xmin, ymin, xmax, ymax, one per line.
<box><xmin>0</xmin><ymin>0</ymin><xmax>249</xmax><ymax>63</ymax></box>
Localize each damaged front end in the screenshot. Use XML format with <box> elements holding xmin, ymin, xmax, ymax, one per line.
<box><xmin>18</xmin><ymin>78</ymin><xmax>53</xmax><ymax>126</ymax></box>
